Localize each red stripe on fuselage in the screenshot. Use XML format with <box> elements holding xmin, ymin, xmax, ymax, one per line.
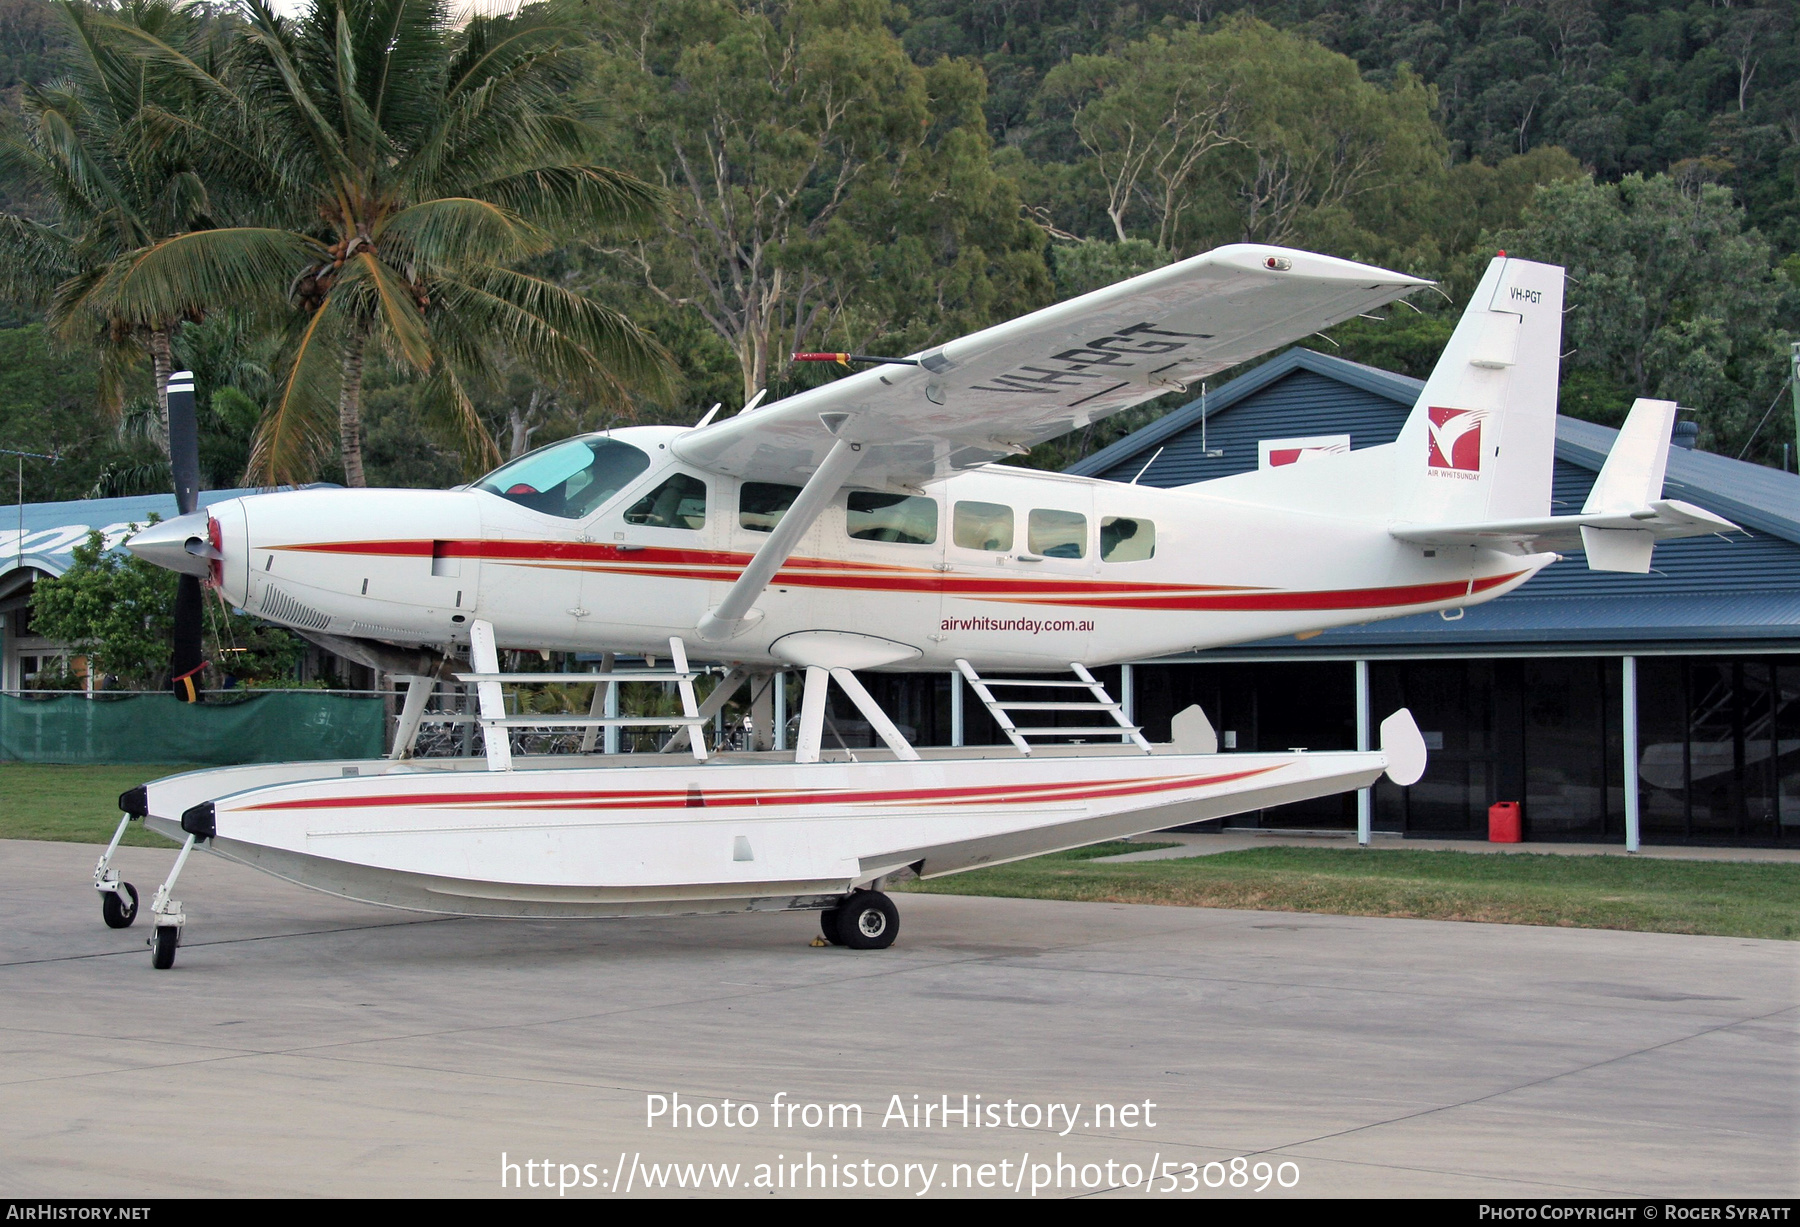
<box><xmin>262</xmin><ymin>539</ymin><xmax>1526</xmax><ymax>613</ymax></box>
<box><xmin>238</xmin><ymin>766</ymin><xmax>1282</xmax><ymax>814</ymax></box>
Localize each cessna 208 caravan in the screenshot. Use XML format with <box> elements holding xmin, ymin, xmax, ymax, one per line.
<box><xmin>105</xmin><ymin>244</ymin><xmax>1734</xmax><ymax>968</ymax></box>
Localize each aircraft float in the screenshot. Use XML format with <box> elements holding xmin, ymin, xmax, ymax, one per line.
<box><xmin>100</xmin><ymin>245</ymin><xmax>1734</xmax><ymax>968</ymax></box>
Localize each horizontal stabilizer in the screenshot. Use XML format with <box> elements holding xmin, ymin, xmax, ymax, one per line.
<box><xmin>1390</xmin><ymin>499</ymin><xmax>1739</xmax><ymax>568</ymax></box>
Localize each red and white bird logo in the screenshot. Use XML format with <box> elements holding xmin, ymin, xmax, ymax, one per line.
<box><xmin>1426</xmin><ymin>406</ymin><xmax>1485</xmax><ymax>472</ymax></box>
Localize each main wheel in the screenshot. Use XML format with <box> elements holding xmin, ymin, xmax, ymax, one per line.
<box><xmin>102</xmin><ymin>882</ymin><xmax>139</xmax><ymax>929</ymax></box>
<box><xmin>832</xmin><ymin>890</ymin><xmax>898</xmax><ymax>950</ymax></box>
<box><xmin>819</xmin><ymin>907</ymin><xmax>842</xmax><ymax>945</ymax></box>
<box><xmin>150</xmin><ymin>925</ymin><xmax>179</xmax><ymax>970</ymax></box>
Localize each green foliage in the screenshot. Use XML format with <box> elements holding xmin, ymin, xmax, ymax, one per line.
<box><xmin>27</xmin><ymin>526</ymin><xmax>176</xmax><ymax>685</ymax></box>
<box><xmin>1048</xmin><ymin>238</ymin><xmax>1171</xmax><ymax>300</ymax></box>
<box><xmin>580</xmin><ymin>0</ymin><xmax>1050</xmax><ymax>403</ymax></box>
<box><xmin>0</xmin><ymin>0</ymin><xmax>1794</xmax><ymax>482</ymax></box>
<box><xmin>1494</xmin><ymin>173</ymin><xmax>1794</xmax><ymax>459</ymax></box>
<box><xmin>70</xmin><ymin>0</ymin><xmax>677</xmax><ymax>488</ymax></box>
<box><xmin>0</xmin><ymin>321</ymin><xmax>160</xmax><ymax>501</ymax></box>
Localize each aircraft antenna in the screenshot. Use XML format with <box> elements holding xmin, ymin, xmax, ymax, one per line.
<box><xmin>1200</xmin><ymin>383</ymin><xmax>1222</xmax><ymax>459</ymax></box>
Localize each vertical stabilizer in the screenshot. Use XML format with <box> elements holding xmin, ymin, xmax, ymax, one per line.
<box><xmin>1394</xmin><ymin>255</ymin><xmax>1565</xmax><ymax>526</ymax></box>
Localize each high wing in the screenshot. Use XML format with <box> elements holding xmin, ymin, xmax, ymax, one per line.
<box><xmin>670</xmin><ymin>244</ymin><xmax>1431</xmax><ymax>490</ymax></box>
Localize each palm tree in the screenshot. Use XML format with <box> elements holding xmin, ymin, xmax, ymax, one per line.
<box><xmin>0</xmin><ymin>0</ymin><xmax>228</xmax><ymax>451</ymax></box>
<box><xmin>94</xmin><ymin>0</ymin><xmax>673</xmax><ymax>486</ymax></box>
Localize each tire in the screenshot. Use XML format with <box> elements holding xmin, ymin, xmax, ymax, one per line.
<box><xmin>819</xmin><ymin>907</ymin><xmax>842</xmax><ymax>945</ymax></box>
<box><xmin>102</xmin><ymin>882</ymin><xmax>138</xmax><ymax>929</ymax></box>
<box><xmin>150</xmin><ymin>925</ymin><xmax>179</xmax><ymax>970</ymax></box>
<box><xmin>832</xmin><ymin>890</ymin><xmax>898</xmax><ymax>950</ymax></box>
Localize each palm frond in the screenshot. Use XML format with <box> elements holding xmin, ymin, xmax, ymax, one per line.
<box><xmin>379</xmin><ymin>196</ymin><xmax>550</xmax><ymax>266</ymax></box>
<box><xmin>94</xmin><ymin>226</ymin><xmax>324</xmax><ymax>325</ymax></box>
<box><xmin>471</xmin><ymin>164</ymin><xmax>664</xmax><ymax>235</ymax></box>
<box><xmin>433</xmin><ymin>266</ymin><xmax>675</xmax><ymax>402</ymax></box>
<box><xmin>0</xmin><ymin>213</ymin><xmax>79</xmax><ymax>305</ymax></box>
<box><xmin>247</xmin><ymin>295</ymin><xmax>342</xmax><ymax>485</ymax></box>
<box><xmin>335</xmin><ymin>250</ymin><xmax>432</xmax><ymax>370</ymax></box>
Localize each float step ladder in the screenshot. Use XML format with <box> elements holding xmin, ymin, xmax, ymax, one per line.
<box><xmin>954</xmin><ymin>659</ymin><xmax>1151</xmax><ymax>755</ymax></box>
<box><xmin>456</xmin><ymin>623</ymin><xmax>710</xmax><ymax>768</ymax></box>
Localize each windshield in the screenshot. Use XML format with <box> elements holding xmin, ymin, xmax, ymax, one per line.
<box><xmin>474</xmin><ymin>436</ymin><xmax>651</xmax><ymax>519</ymax></box>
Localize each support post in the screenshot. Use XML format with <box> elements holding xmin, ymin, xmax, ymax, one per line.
<box><xmin>1355</xmin><ymin>658</ymin><xmax>1371</xmax><ymax>847</ymax></box>
<box><xmin>1119</xmin><ymin>663</ymin><xmax>1135</xmax><ymax>745</ymax></box>
<box><xmin>749</xmin><ymin>671</ymin><xmax>775</xmax><ymax>751</ymax></box>
<box><xmin>580</xmin><ymin>653</ymin><xmax>614</xmax><ymax>754</ymax></box>
<box><xmin>796</xmin><ymin>666</ymin><xmax>829</xmax><ymax>764</ymax></box>
<box><xmin>950</xmin><ymin>669</ymin><xmax>964</xmax><ymax>748</ymax></box>
<box><xmin>829</xmin><ymin>668</ymin><xmax>920</xmax><ymax>761</ymax></box>
<box><xmin>389</xmin><ymin>674</ymin><xmax>432</xmax><ymax>759</ymax></box>
<box><xmin>469</xmin><ymin>620</ymin><xmax>512</xmax><ymax>772</ymax></box>
<box><xmin>1623</xmin><ymin>654</ymin><xmax>1640</xmax><ymax>853</ymax></box>
<box><xmin>773</xmin><ymin>669</ymin><xmax>788</xmax><ymax>751</ymax></box>
<box><xmin>604</xmin><ymin>663</ymin><xmax>620</xmax><ymax>754</ymax></box>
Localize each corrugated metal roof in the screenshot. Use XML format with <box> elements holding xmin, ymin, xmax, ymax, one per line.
<box><xmin>1070</xmin><ymin>348</ymin><xmax>1421</xmax><ymax>482</ymax></box>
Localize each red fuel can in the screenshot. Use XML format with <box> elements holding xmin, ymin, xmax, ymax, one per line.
<box><xmin>1488</xmin><ymin>801</ymin><xmax>1522</xmax><ymax>843</ymax></box>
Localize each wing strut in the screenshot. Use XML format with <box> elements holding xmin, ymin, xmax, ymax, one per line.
<box><xmin>696</xmin><ymin>435</ymin><xmax>865</xmax><ymax>642</ymax></box>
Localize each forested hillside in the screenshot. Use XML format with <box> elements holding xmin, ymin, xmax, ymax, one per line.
<box><xmin>0</xmin><ymin>0</ymin><xmax>1793</xmax><ymax>502</ymax></box>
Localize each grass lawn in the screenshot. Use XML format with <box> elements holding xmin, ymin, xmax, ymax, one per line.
<box><xmin>0</xmin><ymin>763</ymin><xmax>190</xmax><ymax>847</ymax></box>
<box><xmin>896</xmin><ymin>841</ymin><xmax>1800</xmax><ymax>940</ymax></box>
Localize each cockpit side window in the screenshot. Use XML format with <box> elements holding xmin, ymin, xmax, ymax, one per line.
<box><xmin>473</xmin><ymin>437</ymin><xmax>651</xmax><ymax>519</ymax></box>
<box><xmin>624</xmin><ymin>473</ymin><xmax>707</xmax><ymax>530</ymax></box>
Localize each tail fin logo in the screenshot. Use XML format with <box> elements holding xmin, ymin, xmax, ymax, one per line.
<box><xmin>1426</xmin><ymin>406</ymin><xmax>1485</xmax><ymax>475</ymax></box>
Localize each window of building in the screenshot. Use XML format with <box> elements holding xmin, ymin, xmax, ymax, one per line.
<box><xmin>473</xmin><ymin>436</ymin><xmax>650</xmax><ymax>519</ymax></box>
<box><xmin>953</xmin><ymin>501</ymin><xmax>1013</xmax><ymax>551</ymax></box>
<box><xmin>1028</xmin><ymin>509</ymin><xmax>1087</xmax><ymax>558</ymax></box>
<box><xmin>847</xmin><ymin>493</ymin><xmax>937</xmax><ymax>545</ymax></box>
<box><xmin>740</xmin><ymin>482</ymin><xmax>802</xmax><ymax>533</ymax></box>
<box><xmin>623</xmin><ymin>473</ymin><xmax>707</xmax><ymax>530</ymax></box>
<box><xmin>1100</xmin><ymin>516</ymin><xmax>1154</xmax><ymax>562</ymax></box>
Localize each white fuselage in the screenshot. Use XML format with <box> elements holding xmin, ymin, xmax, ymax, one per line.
<box><xmin>205</xmin><ymin>425</ymin><xmax>1546</xmax><ymax>670</ymax></box>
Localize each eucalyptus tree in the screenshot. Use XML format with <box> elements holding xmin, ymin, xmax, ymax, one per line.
<box><xmin>97</xmin><ymin>0</ymin><xmax>673</xmax><ymax>486</ymax></box>
<box><xmin>0</xmin><ymin>0</ymin><xmax>226</xmax><ymax>452</ymax></box>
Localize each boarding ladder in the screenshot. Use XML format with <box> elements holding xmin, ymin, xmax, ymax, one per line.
<box><xmin>954</xmin><ymin>659</ymin><xmax>1152</xmax><ymax>756</ymax></box>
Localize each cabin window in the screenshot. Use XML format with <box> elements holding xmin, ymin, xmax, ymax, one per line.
<box><xmin>1028</xmin><ymin>509</ymin><xmax>1087</xmax><ymax>559</ymax></box>
<box><xmin>623</xmin><ymin>473</ymin><xmax>707</xmax><ymax>530</ymax></box>
<box><xmin>473</xmin><ymin>436</ymin><xmax>650</xmax><ymax>519</ymax></box>
<box><xmin>953</xmin><ymin>501</ymin><xmax>1014</xmax><ymax>551</ymax></box>
<box><xmin>1101</xmin><ymin>516</ymin><xmax>1155</xmax><ymax>562</ymax></box>
<box><xmin>740</xmin><ymin>482</ymin><xmax>802</xmax><ymax>533</ymax></box>
<box><xmin>846</xmin><ymin>492</ymin><xmax>937</xmax><ymax>545</ymax></box>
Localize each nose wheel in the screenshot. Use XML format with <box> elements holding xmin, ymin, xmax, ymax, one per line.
<box><xmin>102</xmin><ymin>881</ymin><xmax>139</xmax><ymax>928</ymax></box>
<box><xmin>826</xmin><ymin>889</ymin><xmax>898</xmax><ymax>950</ymax></box>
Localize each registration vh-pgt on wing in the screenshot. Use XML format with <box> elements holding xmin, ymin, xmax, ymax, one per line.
<box><xmin>107</xmin><ymin>245</ymin><xmax>1734</xmax><ymax>967</ymax></box>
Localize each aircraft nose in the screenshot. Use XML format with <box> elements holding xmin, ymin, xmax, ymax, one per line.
<box><xmin>126</xmin><ymin>510</ymin><xmax>218</xmax><ymax>578</ymax></box>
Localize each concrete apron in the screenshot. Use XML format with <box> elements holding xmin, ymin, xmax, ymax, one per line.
<box><xmin>1</xmin><ymin>838</ymin><xmax>1794</xmax><ymax>1198</ymax></box>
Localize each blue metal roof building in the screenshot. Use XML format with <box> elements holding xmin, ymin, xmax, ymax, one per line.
<box><xmin>1069</xmin><ymin>348</ymin><xmax>1800</xmax><ymax>846</ymax></box>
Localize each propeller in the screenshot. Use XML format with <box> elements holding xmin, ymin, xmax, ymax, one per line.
<box><xmin>165</xmin><ymin>370</ymin><xmax>206</xmax><ymax>701</ymax></box>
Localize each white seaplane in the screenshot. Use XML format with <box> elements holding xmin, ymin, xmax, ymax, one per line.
<box><xmin>105</xmin><ymin>245</ymin><xmax>1734</xmax><ymax>968</ymax></box>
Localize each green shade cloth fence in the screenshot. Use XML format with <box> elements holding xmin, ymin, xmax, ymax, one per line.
<box><xmin>0</xmin><ymin>692</ymin><xmax>385</xmax><ymax>764</ymax></box>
